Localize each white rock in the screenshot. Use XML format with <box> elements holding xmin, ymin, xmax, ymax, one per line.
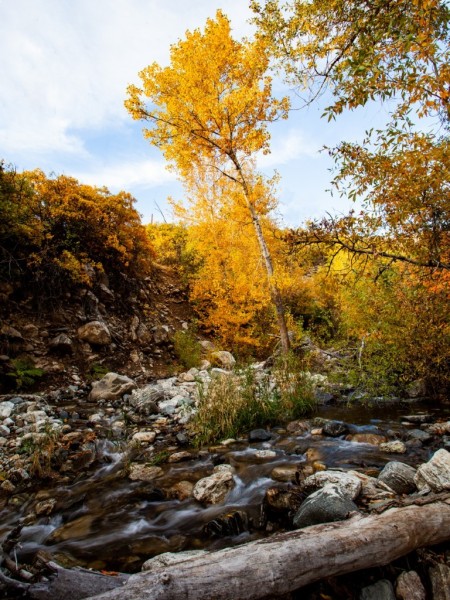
<box><xmin>77</xmin><ymin>321</ymin><xmax>111</xmax><ymax>345</ymax></box>
<box><xmin>414</xmin><ymin>448</ymin><xmax>450</xmax><ymax>492</ymax></box>
<box><xmin>193</xmin><ymin>469</ymin><xmax>235</xmax><ymax>504</ymax></box>
<box><xmin>380</xmin><ymin>441</ymin><xmax>407</xmax><ymax>454</ymax></box>
<box><xmin>0</xmin><ymin>402</ymin><xmax>15</xmax><ymax>418</ymax></box>
<box><xmin>89</xmin><ymin>372</ymin><xmax>137</xmax><ymax>402</ymax></box>
<box><xmin>210</xmin><ymin>351</ymin><xmax>236</xmax><ymax>369</ymax></box>
<box><xmin>132</xmin><ymin>431</ymin><xmax>156</xmax><ymax>444</ymax></box>
<box><xmin>302</xmin><ymin>470</ymin><xmax>362</xmax><ymax>500</ymax></box>
<box><xmin>128</xmin><ymin>464</ymin><xmax>163</xmax><ymax>482</ymax></box>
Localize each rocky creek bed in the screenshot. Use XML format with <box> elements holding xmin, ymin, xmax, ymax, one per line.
<box><xmin>1</xmin><ymin>366</ymin><xmax>450</xmax><ymax>599</ymax></box>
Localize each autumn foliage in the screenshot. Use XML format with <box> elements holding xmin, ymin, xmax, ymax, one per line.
<box><xmin>0</xmin><ymin>162</ymin><xmax>154</xmax><ymax>295</ymax></box>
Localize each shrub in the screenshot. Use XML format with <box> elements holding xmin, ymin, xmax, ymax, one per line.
<box><xmin>6</xmin><ymin>358</ymin><xmax>44</xmax><ymax>390</ymax></box>
<box><xmin>173</xmin><ymin>328</ymin><xmax>202</xmax><ymax>369</ymax></box>
<box><xmin>191</xmin><ymin>354</ymin><xmax>316</xmax><ymax>445</ymax></box>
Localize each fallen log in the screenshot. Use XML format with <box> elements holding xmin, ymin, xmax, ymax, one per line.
<box><xmin>86</xmin><ymin>500</ymin><xmax>450</xmax><ymax>600</ymax></box>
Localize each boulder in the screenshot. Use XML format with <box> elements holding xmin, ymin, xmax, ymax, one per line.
<box><xmin>210</xmin><ymin>351</ymin><xmax>236</xmax><ymax>369</ymax></box>
<box><xmin>429</xmin><ymin>563</ymin><xmax>450</xmax><ymax>600</ymax></box>
<box><xmin>293</xmin><ymin>483</ymin><xmax>359</xmax><ymax>529</ymax></box>
<box><xmin>193</xmin><ymin>467</ymin><xmax>235</xmax><ymax>504</ymax></box>
<box><xmin>89</xmin><ymin>372</ymin><xmax>137</xmax><ymax>402</ymax></box>
<box><xmin>129</xmin><ymin>385</ymin><xmax>164</xmax><ymax>415</ymax></box>
<box><xmin>378</xmin><ymin>461</ymin><xmax>417</xmax><ymax>495</ymax></box>
<box><xmin>414</xmin><ymin>448</ymin><xmax>450</xmax><ymax>492</ymax></box>
<box><xmin>301</xmin><ymin>470</ymin><xmax>362</xmax><ymax>500</ymax></box>
<box><xmin>132</xmin><ymin>431</ymin><xmax>156</xmax><ymax>444</ymax></box>
<box><xmin>77</xmin><ymin>321</ymin><xmax>111</xmax><ymax>345</ymax></box>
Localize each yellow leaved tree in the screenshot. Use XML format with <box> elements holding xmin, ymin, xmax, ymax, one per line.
<box><xmin>125</xmin><ymin>10</ymin><xmax>291</xmax><ymax>352</ymax></box>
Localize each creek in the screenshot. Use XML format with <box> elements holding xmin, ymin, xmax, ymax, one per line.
<box><xmin>1</xmin><ymin>400</ymin><xmax>448</xmax><ymax>574</ymax></box>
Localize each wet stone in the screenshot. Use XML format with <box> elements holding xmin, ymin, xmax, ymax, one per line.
<box><xmin>248</xmin><ymin>429</ymin><xmax>272</xmax><ymax>442</ymax></box>
<box><xmin>128</xmin><ymin>464</ymin><xmax>163</xmax><ymax>482</ymax></box>
<box><xmin>322</xmin><ymin>420</ymin><xmax>348</xmax><ymax>437</ymax></box>
<box><xmin>203</xmin><ymin>510</ymin><xmax>249</xmax><ymax>537</ymax></box>
<box><xmin>378</xmin><ymin>461</ymin><xmax>417</xmax><ymax>495</ymax></box>
<box><xmin>271</xmin><ymin>464</ymin><xmax>300</xmax><ymax>483</ymax></box>
<box><xmin>293</xmin><ymin>483</ymin><xmax>359</xmax><ymax>529</ymax></box>
<box><xmin>346</xmin><ymin>433</ymin><xmax>387</xmax><ymax>445</ymax></box>
<box><xmin>379</xmin><ymin>440</ymin><xmax>407</xmax><ymax>454</ymax></box>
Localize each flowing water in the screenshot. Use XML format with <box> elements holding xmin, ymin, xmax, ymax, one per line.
<box><xmin>1</xmin><ymin>400</ymin><xmax>448</xmax><ymax>573</ymax></box>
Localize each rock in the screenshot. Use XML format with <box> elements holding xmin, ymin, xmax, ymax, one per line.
<box><xmin>378</xmin><ymin>461</ymin><xmax>417</xmax><ymax>495</ymax></box>
<box><xmin>1</xmin><ymin>325</ymin><xmax>23</xmax><ymax>339</ymax></box>
<box><xmin>129</xmin><ymin>386</ymin><xmax>163</xmax><ymax>415</ymax></box>
<box><xmin>142</xmin><ymin>550</ymin><xmax>207</xmax><ymax>572</ymax></box>
<box><xmin>395</xmin><ymin>570</ymin><xmax>426</xmax><ymax>600</ymax></box>
<box><xmin>77</xmin><ymin>321</ymin><xmax>111</xmax><ymax>345</ymax></box>
<box><xmin>210</xmin><ymin>351</ymin><xmax>236</xmax><ymax>369</ymax></box>
<box><xmin>168</xmin><ymin>451</ymin><xmax>193</xmax><ymax>463</ymax></box>
<box><xmin>153</xmin><ymin>324</ymin><xmax>170</xmax><ymax>344</ymax></box>
<box><xmin>346</xmin><ymin>433</ymin><xmax>387</xmax><ymax>445</ymax></box>
<box><xmin>49</xmin><ymin>333</ymin><xmax>73</xmax><ymax>353</ymax></box>
<box><xmin>406</xmin><ymin>429</ymin><xmax>432</xmax><ymax>443</ymax></box>
<box><xmin>425</xmin><ymin>421</ymin><xmax>450</xmax><ymax>435</ymax></box>
<box><xmin>379</xmin><ymin>440</ymin><xmax>407</xmax><ymax>454</ymax></box>
<box><xmin>132</xmin><ymin>431</ymin><xmax>156</xmax><ymax>444</ymax></box>
<box><xmin>429</xmin><ymin>563</ymin><xmax>450</xmax><ymax>600</ymax></box>
<box><xmin>168</xmin><ymin>481</ymin><xmax>194</xmax><ymax>500</ymax></box>
<box><xmin>35</xmin><ymin>498</ymin><xmax>57</xmax><ymax>516</ymax></box>
<box><xmin>203</xmin><ymin>510</ymin><xmax>249</xmax><ymax>537</ymax></box>
<box><xmin>414</xmin><ymin>448</ymin><xmax>450</xmax><ymax>492</ymax></box>
<box><xmin>360</xmin><ymin>579</ymin><xmax>396</xmax><ymax>600</ymax></box>
<box><xmin>248</xmin><ymin>428</ymin><xmax>272</xmax><ymax>442</ymax></box>
<box><xmin>0</xmin><ymin>401</ymin><xmax>15</xmax><ymax>418</ymax></box>
<box><xmin>128</xmin><ymin>464</ymin><xmax>163</xmax><ymax>482</ymax></box>
<box><xmin>293</xmin><ymin>483</ymin><xmax>359</xmax><ymax>529</ymax></box>
<box><xmin>89</xmin><ymin>372</ymin><xmax>137</xmax><ymax>402</ymax></box>
<box><xmin>271</xmin><ymin>465</ymin><xmax>300</xmax><ymax>483</ymax></box>
<box><xmin>322</xmin><ymin>420</ymin><xmax>348</xmax><ymax>437</ymax></box>
<box><xmin>286</xmin><ymin>420</ymin><xmax>309</xmax><ymax>434</ymax></box>
<box><xmin>193</xmin><ymin>469</ymin><xmax>235</xmax><ymax>504</ymax></box>
<box><xmin>264</xmin><ymin>486</ymin><xmax>303</xmax><ymax>514</ymax></box>
<box><xmin>301</xmin><ymin>470</ymin><xmax>362</xmax><ymax>500</ymax></box>
<box><xmin>199</xmin><ymin>340</ymin><xmax>215</xmax><ymax>352</ymax></box>
<box><xmin>351</xmin><ymin>471</ymin><xmax>397</xmax><ymax>502</ymax></box>
<box><xmin>254</xmin><ymin>450</ymin><xmax>277</xmax><ymax>459</ymax></box>
<box><xmin>1</xmin><ymin>480</ymin><xmax>16</xmax><ymax>494</ymax></box>
<box><xmin>402</xmin><ymin>413</ymin><xmax>433</xmax><ymax>424</ymax></box>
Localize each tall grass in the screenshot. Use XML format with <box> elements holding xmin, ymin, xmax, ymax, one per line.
<box><xmin>191</xmin><ymin>353</ymin><xmax>316</xmax><ymax>445</ymax></box>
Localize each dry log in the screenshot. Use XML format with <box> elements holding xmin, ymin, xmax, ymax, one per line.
<box><xmin>86</xmin><ymin>500</ymin><xmax>450</xmax><ymax>600</ymax></box>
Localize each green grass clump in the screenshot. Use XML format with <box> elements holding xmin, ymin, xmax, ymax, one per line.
<box><xmin>7</xmin><ymin>358</ymin><xmax>44</xmax><ymax>389</ymax></box>
<box><xmin>173</xmin><ymin>328</ymin><xmax>202</xmax><ymax>369</ymax></box>
<box><xmin>191</xmin><ymin>352</ymin><xmax>316</xmax><ymax>445</ymax></box>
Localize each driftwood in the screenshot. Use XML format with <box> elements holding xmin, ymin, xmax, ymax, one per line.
<box><xmin>85</xmin><ymin>500</ymin><xmax>450</xmax><ymax>600</ymax></box>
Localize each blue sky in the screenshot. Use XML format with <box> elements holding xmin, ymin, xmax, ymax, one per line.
<box><xmin>1</xmin><ymin>0</ymin><xmax>392</xmax><ymax>226</ymax></box>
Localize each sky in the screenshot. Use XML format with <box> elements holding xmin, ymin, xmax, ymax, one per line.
<box><xmin>0</xmin><ymin>0</ymin><xmax>392</xmax><ymax>227</ymax></box>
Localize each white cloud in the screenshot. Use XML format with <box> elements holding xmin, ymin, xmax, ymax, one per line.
<box><xmin>257</xmin><ymin>129</ymin><xmax>320</xmax><ymax>170</ymax></box>
<box><xmin>73</xmin><ymin>158</ymin><xmax>176</xmax><ymax>191</ymax></box>
<box><xmin>0</xmin><ymin>0</ymin><xmax>253</xmax><ymax>158</ymax></box>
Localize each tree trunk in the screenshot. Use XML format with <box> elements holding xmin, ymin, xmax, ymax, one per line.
<box><xmin>85</xmin><ymin>500</ymin><xmax>450</xmax><ymax>600</ymax></box>
<box><xmin>247</xmin><ymin>202</ymin><xmax>290</xmax><ymax>354</ymax></box>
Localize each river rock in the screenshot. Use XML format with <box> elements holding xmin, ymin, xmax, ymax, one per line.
<box><xmin>301</xmin><ymin>470</ymin><xmax>362</xmax><ymax>500</ymax></box>
<box><xmin>128</xmin><ymin>464</ymin><xmax>163</xmax><ymax>482</ymax></box>
<box><xmin>0</xmin><ymin>401</ymin><xmax>15</xmax><ymax>418</ymax></box>
<box><xmin>379</xmin><ymin>440</ymin><xmax>407</xmax><ymax>454</ymax></box>
<box><xmin>346</xmin><ymin>433</ymin><xmax>387</xmax><ymax>445</ymax></box>
<box><xmin>193</xmin><ymin>468</ymin><xmax>235</xmax><ymax>504</ymax></box>
<box><xmin>406</xmin><ymin>429</ymin><xmax>432</xmax><ymax>443</ymax></box>
<box><xmin>360</xmin><ymin>579</ymin><xmax>396</xmax><ymax>600</ymax></box>
<box><xmin>129</xmin><ymin>385</ymin><xmax>163</xmax><ymax>415</ymax></box>
<box><xmin>429</xmin><ymin>563</ymin><xmax>450</xmax><ymax>600</ymax></box>
<box><xmin>414</xmin><ymin>448</ymin><xmax>450</xmax><ymax>492</ymax></box>
<box><xmin>77</xmin><ymin>321</ymin><xmax>111</xmax><ymax>345</ymax></box>
<box><xmin>264</xmin><ymin>486</ymin><xmax>303</xmax><ymax>513</ymax></box>
<box><xmin>35</xmin><ymin>498</ymin><xmax>57</xmax><ymax>516</ymax></box>
<box><xmin>89</xmin><ymin>372</ymin><xmax>137</xmax><ymax>402</ymax></box>
<box><xmin>402</xmin><ymin>413</ymin><xmax>433</xmax><ymax>424</ymax></box>
<box><xmin>210</xmin><ymin>351</ymin><xmax>236</xmax><ymax>369</ymax></box>
<box><xmin>132</xmin><ymin>431</ymin><xmax>156</xmax><ymax>444</ymax></box>
<box><xmin>349</xmin><ymin>471</ymin><xmax>396</xmax><ymax>502</ymax></box>
<box><xmin>378</xmin><ymin>461</ymin><xmax>417</xmax><ymax>495</ymax></box>
<box><xmin>395</xmin><ymin>570</ymin><xmax>426</xmax><ymax>600</ymax></box>
<box><xmin>293</xmin><ymin>483</ymin><xmax>359</xmax><ymax>529</ymax></box>
<box><xmin>322</xmin><ymin>420</ymin><xmax>348</xmax><ymax>437</ymax></box>
<box><xmin>168</xmin><ymin>481</ymin><xmax>194</xmax><ymax>500</ymax></box>
<box><xmin>271</xmin><ymin>464</ymin><xmax>300</xmax><ymax>482</ymax></box>
<box><xmin>248</xmin><ymin>428</ymin><xmax>272</xmax><ymax>442</ymax></box>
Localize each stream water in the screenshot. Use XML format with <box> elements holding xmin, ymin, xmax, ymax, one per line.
<box><xmin>1</xmin><ymin>400</ymin><xmax>448</xmax><ymax>573</ymax></box>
